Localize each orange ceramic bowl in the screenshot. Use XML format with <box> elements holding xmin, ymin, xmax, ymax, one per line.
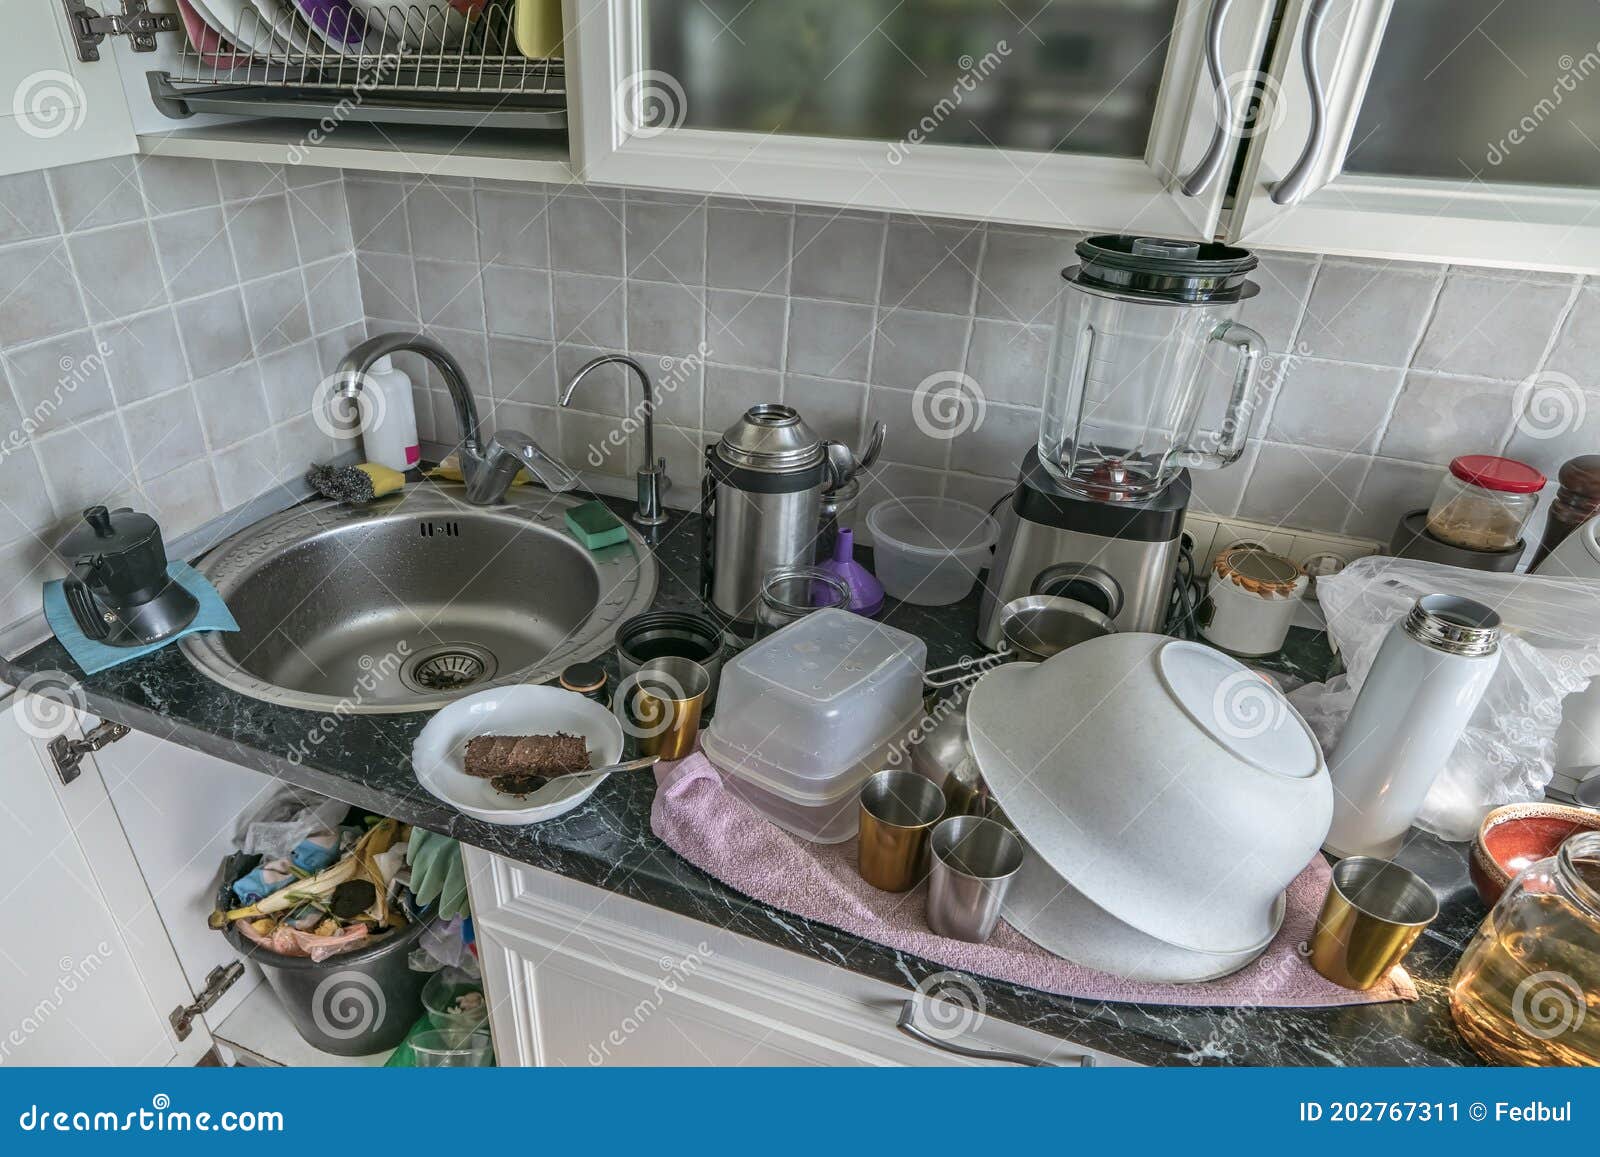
<box><xmin>1470</xmin><ymin>802</ymin><xmax>1600</xmax><ymax>907</ymax></box>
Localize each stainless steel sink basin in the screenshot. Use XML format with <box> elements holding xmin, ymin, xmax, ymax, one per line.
<box><xmin>182</xmin><ymin>486</ymin><xmax>657</xmax><ymax>713</ymax></box>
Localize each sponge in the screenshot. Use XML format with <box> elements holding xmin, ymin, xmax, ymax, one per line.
<box><xmin>564</xmin><ymin>500</ymin><xmax>629</xmax><ymax>549</ymax></box>
<box><xmin>307</xmin><ymin>462</ymin><xmax>405</xmax><ymax>505</ymax></box>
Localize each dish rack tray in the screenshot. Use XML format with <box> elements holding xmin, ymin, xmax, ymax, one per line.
<box><xmin>151</xmin><ymin>2</ymin><xmax>565</xmax><ymax>131</ymax></box>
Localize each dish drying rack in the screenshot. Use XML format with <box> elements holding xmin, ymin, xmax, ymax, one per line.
<box><xmin>150</xmin><ymin>2</ymin><xmax>565</xmax><ymax>131</ymax></box>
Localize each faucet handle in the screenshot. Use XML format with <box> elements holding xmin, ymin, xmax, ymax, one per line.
<box><xmin>488</xmin><ymin>429</ymin><xmax>581</xmax><ymax>493</ymax></box>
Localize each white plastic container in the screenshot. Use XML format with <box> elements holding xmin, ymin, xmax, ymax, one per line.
<box><xmin>703</xmin><ymin>608</ymin><xmax>927</xmax><ymax>841</ymax></box>
<box><xmin>1199</xmin><ymin>547</ymin><xmax>1308</xmax><ymax>657</ymax></box>
<box><xmin>866</xmin><ymin>497</ymin><xmax>999</xmax><ymax>606</ymax></box>
<box><xmin>359</xmin><ymin>355</ymin><xmax>420</xmax><ymax>472</ymax></box>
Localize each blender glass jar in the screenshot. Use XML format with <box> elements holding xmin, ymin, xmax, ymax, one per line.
<box><xmin>1040</xmin><ymin>236</ymin><xmax>1267</xmax><ymax>499</ymax></box>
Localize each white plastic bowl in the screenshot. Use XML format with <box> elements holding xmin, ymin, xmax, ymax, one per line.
<box><xmin>411</xmin><ymin>685</ymin><xmax>623</xmax><ymax>826</ymax></box>
<box><xmin>866</xmin><ymin>497</ymin><xmax>999</xmax><ymax>606</ymax></box>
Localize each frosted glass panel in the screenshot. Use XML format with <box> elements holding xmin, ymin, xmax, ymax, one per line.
<box><xmin>1345</xmin><ymin>0</ymin><xmax>1600</xmax><ymax>187</ymax></box>
<box><xmin>642</xmin><ymin>0</ymin><xmax>1181</xmax><ymax>157</ymax></box>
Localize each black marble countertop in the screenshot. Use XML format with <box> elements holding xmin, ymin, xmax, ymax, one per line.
<box><xmin>2</xmin><ymin>492</ymin><xmax>1486</xmax><ymax>1067</ymax></box>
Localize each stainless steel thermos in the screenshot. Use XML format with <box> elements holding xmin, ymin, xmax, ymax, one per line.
<box><xmin>701</xmin><ymin>405</ymin><xmax>830</xmax><ymax>628</ymax></box>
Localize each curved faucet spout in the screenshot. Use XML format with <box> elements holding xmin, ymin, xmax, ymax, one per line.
<box><xmin>560</xmin><ymin>354</ymin><xmax>669</xmax><ymax>527</ymax></box>
<box><xmin>337</xmin><ymin>332</ymin><xmax>483</xmax><ymax>453</ymax></box>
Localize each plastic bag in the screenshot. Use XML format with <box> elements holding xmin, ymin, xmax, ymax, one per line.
<box><xmin>236</xmin><ymin>788</ymin><xmax>348</xmax><ymax>858</ymax></box>
<box><xmin>1288</xmin><ymin>556</ymin><xmax>1600</xmax><ymax>840</ymax></box>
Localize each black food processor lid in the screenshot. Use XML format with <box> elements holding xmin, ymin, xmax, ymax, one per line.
<box><xmin>1064</xmin><ymin>235</ymin><xmax>1259</xmax><ymax>303</ymax></box>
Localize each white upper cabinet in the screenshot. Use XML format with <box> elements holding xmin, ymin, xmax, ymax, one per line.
<box><xmin>1230</xmin><ymin>0</ymin><xmax>1600</xmax><ymax>271</ymax></box>
<box><xmin>569</xmin><ymin>0</ymin><xmax>1277</xmax><ymax>238</ymax></box>
<box><xmin>0</xmin><ymin>1</ymin><xmax>137</xmax><ymax>176</ymax></box>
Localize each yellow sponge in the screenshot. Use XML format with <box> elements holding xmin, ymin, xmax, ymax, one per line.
<box><xmin>427</xmin><ymin>452</ymin><xmax>531</xmax><ymax>486</ymax></box>
<box><xmin>354</xmin><ymin>462</ymin><xmax>405</xmax><ymax>497</ymax></box>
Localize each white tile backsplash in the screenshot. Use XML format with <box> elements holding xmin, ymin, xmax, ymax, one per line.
<box><xmin>0</xmin><ymin>156</ymin><xmax>366</xmax><ymax>632</ymax></box>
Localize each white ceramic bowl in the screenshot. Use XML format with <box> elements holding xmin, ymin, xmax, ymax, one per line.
<box><xmin>411</xmin><ymin>685</ymin><xmax>623</xmax><ymax>826</ymax></box>
<box><xmin>1003</xmin><ymin>844</ymin><xmax>1283</xmax><ymax>983</ymax></box>
<box><xmin>966</xmin><ymin>635</ymin><xmax>1331</xmax><ymax>954</ymax></box>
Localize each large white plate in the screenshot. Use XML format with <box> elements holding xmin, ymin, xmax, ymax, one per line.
<box><xmin>412</xmin><ymin>685</ymin><xmax>624</xmax><ymax>826</ymax></box>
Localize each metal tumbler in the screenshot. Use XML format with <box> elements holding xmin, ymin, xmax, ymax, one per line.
<box><xmin>858</xmin><ymin>770</ymin><xmax>946</xmax><ymax>892</ymax></box>
<box><xmin>926</xmin><ymin>816</ymin><xmax>1023</xmax><ymax>943</ymax></box>
<box><xmin>1309</xmin><ymin>856</ymin><xmax>1439</xmax><ymax>990</ymax></box>
<box><xmin>623</xmin><ymin>656</ymin><xmax>710</xmax><ymax>760</ymax></box>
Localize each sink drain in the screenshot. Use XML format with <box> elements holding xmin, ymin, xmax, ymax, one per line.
<box><xmin>400</xmin><ymin>643</ymin><xmax>499</xmax><ymax>693</ymax></box>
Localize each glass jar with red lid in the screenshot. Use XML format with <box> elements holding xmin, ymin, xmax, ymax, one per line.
<box><xmin>1426</xmin><ymin>455</ymin><xmax>1547</xmax><ymax>552</ymax></box>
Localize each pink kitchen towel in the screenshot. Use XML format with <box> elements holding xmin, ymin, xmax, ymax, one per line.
<box><xmin>650</xmin><ymin>753</ymin><xmax>1418</xmax><ymax>1008</ymax></box>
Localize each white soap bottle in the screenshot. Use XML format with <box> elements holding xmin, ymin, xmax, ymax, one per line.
<box><xmin>359</xmin><ymin>355</ymin><xmax>419</xmax><ymax>473</ymax></box>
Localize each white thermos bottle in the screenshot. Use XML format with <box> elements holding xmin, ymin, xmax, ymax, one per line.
<box><xmin>1324</xmin><ymin>594</ymin><xmax>1501</xmax><ymax>859</ymax></box>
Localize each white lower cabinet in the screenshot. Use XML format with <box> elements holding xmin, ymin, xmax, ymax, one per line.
<box><xmin>464</xmin><ymin>848</ymin><xmax>1134</xmax><ymax>1068</ymax></box>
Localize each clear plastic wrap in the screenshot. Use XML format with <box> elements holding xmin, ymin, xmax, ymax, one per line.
<box><xmin>1289</xmin><ymin>556</ymin><xmax>1600</xmax><ymax>840</ymax></box>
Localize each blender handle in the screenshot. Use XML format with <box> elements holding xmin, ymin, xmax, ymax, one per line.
<box><xmin>1193</xmin><ymin>320</ymin><xmax>1267</xmax><ymax>469</ymax></box>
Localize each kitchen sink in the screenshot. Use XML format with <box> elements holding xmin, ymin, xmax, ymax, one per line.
<box><xmin>181</xmin><ymin>485</ymin><xmax>657</xmax><ymax>713</ymax></box>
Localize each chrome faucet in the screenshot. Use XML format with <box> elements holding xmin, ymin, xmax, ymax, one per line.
<box><xmin>335</xmin><ymin>332</ymin><xmax>579</xmax><ymax>506</ymax></box>
<box><xmin>559</xmin><ymin>354</ymin><xmax>669</xmax><ymax>527</ymax></box>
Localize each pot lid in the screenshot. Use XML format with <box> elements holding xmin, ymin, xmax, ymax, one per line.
<box><xmin>1448</xmin><ymin>454</ymin><xmax>1546</xmax><ymax>494</ymax></box>
<box><xmin>715</xmin><ymin>404</ymin><xmax>826</xmax><ymax>472</ymax></box>
<box><xmin>57</xmin><ymin>505</ymin><xmax>161</xmax><ymax>562</ymax></box>
<box><xmin>1064</xmin><ymin>235</ymin><xmax>1259</xmax><ymax>303</ymax></box>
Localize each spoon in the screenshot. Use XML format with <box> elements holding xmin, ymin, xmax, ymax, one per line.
<box><xmin>505</xmin><ymin>753</ymin><xmax>660</xmax><ymax>807</ymax></box>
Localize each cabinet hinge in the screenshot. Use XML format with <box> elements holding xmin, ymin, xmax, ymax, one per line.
<box><xmin>63</xmin><ymin>0</ymin><xmax>180</xmax><ymax>62</ymax></box>
<box><xmin>170</xmin><ymin>962</ymin><xmax>245</xmax><ymax>1041</ymax></box>
<box><xmin>48</xmin><ymin>719</ymin><xmax>129</xmax><ymax>786</ymax></box>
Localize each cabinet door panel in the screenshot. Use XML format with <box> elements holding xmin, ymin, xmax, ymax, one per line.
<box><xmin>0</xmin><ymin>2</ymin><xmax>136</xmax><ymax>175</ymax></box>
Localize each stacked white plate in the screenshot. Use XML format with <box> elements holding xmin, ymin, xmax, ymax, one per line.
<box><xmin>965</xmin><ymin>633</ymin><xmax>1333</xmax><ymax>983</ymax></box>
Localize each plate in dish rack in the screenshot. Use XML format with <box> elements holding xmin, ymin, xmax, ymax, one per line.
<box><xmin>411</xmin><ymin>684</ymin><xmax>624</xmax><ymax>826</ymax></box>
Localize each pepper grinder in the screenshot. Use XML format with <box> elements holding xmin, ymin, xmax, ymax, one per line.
<box><xmin>1528</xmin><ymin>454</ymin><xmax>1600</xmax><ymax>571</ymax></box>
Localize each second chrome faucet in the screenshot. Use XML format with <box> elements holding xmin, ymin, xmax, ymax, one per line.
<box><xmin>560</xmin><ymin>353</ymin><xmax>669</xmax><ymax>528</ymax></box>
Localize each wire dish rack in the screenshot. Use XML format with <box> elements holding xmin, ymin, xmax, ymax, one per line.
<box><xmin>150</xmin><ymin>2</ymin><xmax>565</xmax><ymax>131</ymax></box>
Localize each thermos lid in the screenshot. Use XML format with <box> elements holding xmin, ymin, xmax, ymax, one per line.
<box><xmin>58</xmin><ymin>505</ymin><xmax>163</xmax><ymax>563</ymax></box>
<box><xmin>1064</xmin><ymin>235</ymin><xmax>1259</xmax><ymax>303</ymax></box>
<box><xmin>1402</xmin><ymin>594</ymin><xmax>1501</xmax><ymax>657</ymax></box>
<box><xmin>714</xmin><ymin>404</ymin><xmax>826</xmax><ymax>472</ymax></box>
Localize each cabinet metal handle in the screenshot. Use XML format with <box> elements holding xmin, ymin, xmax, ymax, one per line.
<box><xmin>895</xmin><ymin>1000</ymin><xmax>1094</xmax><ymax>1067</ymax></box>
<box><xmin>1179</xmin><ymin>0</ymin><xmax>1236</xmax><ymax>196</ymax></box>
<box><xmin>1270</xmin><ymin>0</ymin><xmax>1335</xmax><ymax>205</ymax></box>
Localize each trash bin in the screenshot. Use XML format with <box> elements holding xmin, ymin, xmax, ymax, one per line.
<box><xmin>217</xmin><ymin>855</ymin><xmax>435</xmax><ymax>1056</ymax></box>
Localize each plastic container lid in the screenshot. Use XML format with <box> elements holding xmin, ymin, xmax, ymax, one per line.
<box><xmin>1448</xmin><ymin>454</ymin><xmax>1547</xmax><ymax>494</ymax></box>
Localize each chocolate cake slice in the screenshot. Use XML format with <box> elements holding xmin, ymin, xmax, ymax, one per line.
<box><xmin>463</xmin><ymin>733</ymin><xmax>590</xmax><ymax>781</ymax></box>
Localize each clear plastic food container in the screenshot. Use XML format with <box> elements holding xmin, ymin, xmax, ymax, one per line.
<box><xmin>866</xmin><ymin>497</ymin><xmax>999</xmax><ymax>606</ymax></box>
<box><xmin>1426</xmin><ymin>455</ymin><xmax>1546</xmax><ymax>552</ymax></box>
<box><xmin>708</xmin><ymin>608</ymin><xmax>926</xmax><ymax>779</ymax></box>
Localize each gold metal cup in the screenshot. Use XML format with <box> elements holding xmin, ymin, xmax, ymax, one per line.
<box><xmin>1309</xmin><ymin>856</ymin><xmax>1440</xmax><ymax>990</ymax></box>
<box><xmin>858</xmin><ymin>770</ymin><xmax>946</xmax><ymax>892</ymax></box>
<box><xmin>625</xmin><ymin>657</ymin><xmax>710</xmax><ymax>760</ymax></box>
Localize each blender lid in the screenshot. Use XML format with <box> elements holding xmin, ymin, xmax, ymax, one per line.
<box><xmin>1064</xmin><ymin>235</ymin><xmax>1260</xmax><ymax>303</ymax></box>
<box><xmin>715</xmin><ymin>404</ymin><xmax>826</xmax><ymax>472</ymax></box>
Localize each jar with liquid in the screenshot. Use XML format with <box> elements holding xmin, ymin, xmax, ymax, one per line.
<box><xmin>1450</xmin><ymin>830</ymin><xmax>1600</xmax><ymax>1066</ymax></box>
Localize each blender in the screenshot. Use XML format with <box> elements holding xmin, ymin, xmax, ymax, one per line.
<box><xmin>978</xmin><ymin>236</ymin><xmax>1267</xmax><ymax>645</ymax></box>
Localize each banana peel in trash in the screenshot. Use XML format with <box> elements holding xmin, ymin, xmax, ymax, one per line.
<box><xmin>211</xmin><ymin>818</ymin><xmax>403</xmax><ymax>928</ymax></box>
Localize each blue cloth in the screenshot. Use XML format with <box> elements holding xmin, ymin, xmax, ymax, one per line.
<box><xmin>42</xmin><ymin>560</ymin><xmax>238</xmax><ymax>675</ymax></box>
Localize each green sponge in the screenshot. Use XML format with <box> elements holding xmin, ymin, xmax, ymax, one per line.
<box><xmin>564</xmin><ymin>500</ymin><xmax>629</xmax><ymax>549</ymax></box>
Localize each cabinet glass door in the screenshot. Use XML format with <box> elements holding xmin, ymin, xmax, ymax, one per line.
<box><xmin>1232</xmin><ymin>0</ymin><xmax>1600</xmax><ymax>271</ymax></box>
<box><xmin>571</xmin><ymin>0</ymin><xmax>1277</xmax><ymax>236</ymax></box>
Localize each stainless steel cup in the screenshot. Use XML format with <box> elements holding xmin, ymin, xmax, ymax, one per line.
<box><xmin>622</xmin><ymin>656</ymin><xmax>711</xmax><ymax>760</ymax></box>
<box><xmin>1309</xmin><ymin>856</ymin><xmax>1440</xmax><ymax>990</ymax></box>
<box><xmin>858</xmin><ymin>770</ymin><xmax>946</xmax><ymax>892</ymax></box>
<box><xmin>926</xmin><ymin>816</ymin><xmax>1023</xmax><ymax>942</ymax></box>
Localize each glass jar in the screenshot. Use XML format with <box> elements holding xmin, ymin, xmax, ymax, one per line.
<box><xmin>1450</xmin><ymin>831</ymin><xmax>1600</xmax><ymax>1066</ymax></box>
<box><xmin>1425</xmin><ymin>455</ymin><xmax>1546</xmax><ymax>552</ymax></box>
<box><xmin>754</xmin><ymin>565</ymin><xmax>851</xmax><ymax>637</ymax></box>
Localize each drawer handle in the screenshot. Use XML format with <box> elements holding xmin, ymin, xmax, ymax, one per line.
<box><xmin>895</xmin><ymin>1000</ymin><xmax>1094</xmax><ymax>1067</ymax></box>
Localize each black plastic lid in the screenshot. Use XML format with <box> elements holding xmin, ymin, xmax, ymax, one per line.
<box><xmin>58</xmin><ymin>505</ymin><xmax>162</xmax><ymax>561</ymax></box>
<box><xmin>1065</xmin><ymin>235</ymin><xmax>1259</xmax><ymax>303</ymax></box>
<box><xmin>560</xmin><ymin>661</ymin><xmax>608</xmax><ymax>694</ymax></box>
